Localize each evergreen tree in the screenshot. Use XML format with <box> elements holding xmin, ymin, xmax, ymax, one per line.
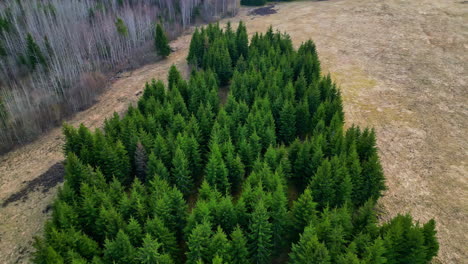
<box><xmin>209</xmin><ymin>227</ymin><xmax>230</xmax><ymax>261</ymax></box>
<box><xmin>186</xmin><ymin>221</ymin><xmax>213</xmax><ymax>264</ymax></box>
<box><xmin>205</xmin><ymin>143</ymin><xmax>230</xmax><ymax>193</ymax></box>
<box><xmin>32</xmin><ymin>238</ymin><xmax>65</xmax><ymax>264</ymax></box>
<box><xmin>363</xmin><ymin>238</ymin><xmax>387</xmax><ymax>264</ymax></box>
<box><xmin>291</xmin><ymin>188</ymin><xmax>318</xmax><ymax>241</ymax></box>
<box><xmin>115</xmin><ymin>18</ymin><xmax>128</xmax><ymax>37</ymax></box>
<box><xmin>269</xmin><ymin>185</ymin><xmax>289</xmax><ymax>251</ymax></box>
<box><xmin>236</xmin><ymin>22</ymin><xmax>248</xmax><ymax>60</ymax></box>
<box><xmin>228</xmin><ymin>226</ymin><xmax>249</xmax><ymax>264</ymax></box>
<box><xmin>171</xmin><ymin>147</ymin><xmax>193</xmax><ymax>196</ymax></box>
<box><xmin>24</xmin><ymin>33</ymin><xmax>47</xmax><ymax>70</ymax></box>
<box><xmin>103</xmin><ymin>230</ymin><xmax>136</xmax><ymax>264</ymax></box>
<box><xmin>188</xmin><ymin>28</ymin><xmax>203</xmax><ymax>67</ymax></box>
<box><xmin>422</xmin><ymin>219</ymin><xmax>439</xmax><ymax>263</ymax></box>
<box><xmin>348</xmin><ymin>142</ymin><xmax>365</xmax><ymax>207</ymax></box>
<box><xmin>309</xmin><ymin>159</ymin><xmax>335</xmax><ymax>209</ymax></box>
<box><xmin>145</xmin><ymin>217</ymin><xmax>179</xmax><ymax>259</ymax></box>
<box><xmin>137</xmin><ymin>234</ymin><xmax>174</xmax><ymax>264</ymax></box>
<box><xmin>278</xmin><ymin>101</ymin><xmax>296</xmax><ymax>144</ymax></box>
<box><xmin>155</xmin><ymin>23</ymin><xmax>171</xmax><ymax>57</ymax></box>
<box><xmin>289</xmin><ymin>225</ymin><xmax>331</xmax><ymax>264</ymax></box>
<box><xmin>147</xmin><ymin>153</ymin><xmax>170</xmax><ymax>182</ymax></box>
<box><xmin>248</xmin><ymin>201</ymin><xmax>272</xmax><ymax>264</ymax></box>
<box><xmin>168</xmin><ymin>64</ymin><xmax>182</xmax><ymax>90</ymax></box>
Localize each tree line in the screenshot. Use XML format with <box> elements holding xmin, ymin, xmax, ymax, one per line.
<box><xmin>33</xmin><ymin>22</ymin><xmax>439</xmax><ymax>264</ymax></box>
<box><xmin>0</xmin><ymin>0</ymin><xmax>239</xmax><ymax>154</ymax></box>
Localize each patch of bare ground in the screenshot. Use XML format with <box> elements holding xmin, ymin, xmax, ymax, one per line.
<box><xmin>248</xmin><ymin>4</ymin><xmax>277</xmax><ymax>16</ymax></box>
<box><xmin>1</xmin><ymin>0</ymin><xmax>467</xmax><ymax>263</ymax></box>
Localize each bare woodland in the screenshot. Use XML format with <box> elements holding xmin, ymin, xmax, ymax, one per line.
<box><xmin>0</xmin><ymin>0</ymin><xmax>239</xmax><ymax>154</ymax></box>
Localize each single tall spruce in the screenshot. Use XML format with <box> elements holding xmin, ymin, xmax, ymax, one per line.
<box><xmin>24</xmin><ymin>33</ymin><xmax>47</xmax><ymax>70</ymax></box>
<box><xmin>155</xmin><ymin>23</ymin><xmax>170</xmax><ymax>57</ymax></box>
<box><xmin>248</xmin><ymin>201</ymin><xmax>272</xmax><ymax>264</ymax></box>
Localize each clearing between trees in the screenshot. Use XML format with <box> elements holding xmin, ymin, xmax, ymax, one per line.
<box><xmin>0</xmin><ymin>0</ymin><xmax>466</xmax><ymax>263</ymax></box>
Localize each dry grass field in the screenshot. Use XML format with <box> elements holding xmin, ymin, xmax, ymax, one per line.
<box><xmin>0</xmin><ymin>0</ymin><xmax>467</xmax><ymax>263</ymax></box>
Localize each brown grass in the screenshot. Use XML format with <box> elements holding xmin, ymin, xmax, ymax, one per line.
<box><xmin>1</xmin><ymin>0</ymin><xmax>467</xmax><ymax>263</ymax></box>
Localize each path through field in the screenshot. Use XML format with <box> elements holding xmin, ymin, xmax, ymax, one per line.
<box><xmin>1</xmin><ymin>0</ymin><xmax>467</xmax><ymax>263</ymax></box>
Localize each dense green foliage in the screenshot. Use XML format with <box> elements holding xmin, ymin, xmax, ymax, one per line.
<box><xmin>155</xmin><ymin>23</ymin><xmax>171</xmax><ymax>57</ymax></box>
<box><xmin>34</xmin><ymin>22</ymin><xmax>438</xmax><ymax>264</ymax></box>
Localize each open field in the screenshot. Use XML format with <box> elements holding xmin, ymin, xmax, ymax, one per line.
<box><xmin>1</xmin><ymin>0</ymin><xmax>467</xmax><ymax>263</ymax></box>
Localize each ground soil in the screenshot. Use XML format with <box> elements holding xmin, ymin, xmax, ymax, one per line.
<box><xmin>1</xmin><ymin>0</ymin><xmax>466</xmax><ymax>263</ymax></box>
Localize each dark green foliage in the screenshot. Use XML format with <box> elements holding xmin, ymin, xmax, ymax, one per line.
<box><xmin>422</xmin><ymin>219</ymin><xmax>439</xmax><ymax>262</ymax></box>
<box><xmin>172</xmin><ymin>147</ymin><xmax>194</xmax><ymax>197</ymax></box>
<box><xmin>291</xmin><ymin>188</ymin><xmax>317</xmax><ymax>240</ymax></box>
<box><xmin>248</xmin><ymin>201</ymin><xmax>272</xmax><ymax>264</ymax></box>
<box><xmin>278</xmin><ymin>101</ymin><xmax>296</xmax><ymax>144</ymax></box>
<box><xmin>205</xmin><ymin>143</ymin><xmax>230</xmax><ymax>193</ymax></box>
<box><xmin>289</xmin><ymin>225</ymin><xmax>331</xmax><ymax>264</ymax></box>
<box><xmin>155</xmin><ymin>23</ymin><xmax>170</xmax><ymax>57</ymax></box>
<box><xmin>23</xmin><ymin>33</ymin><xmax>47</xmax><ymax>70</ymax></box>
<box><xmin>103</xmin><ymin>230</ymin><xmax>136</xmax><ymax>264</ymax></box>
<box><xmin>36</xmin><ymin>22</ymin><xmax>438</xmax><ymax>264</ymax></box>
<box><xmin>186</xmin><ymin>221</ymin><xmax>213</xmax><ymax>264</ymax></box>
<box><xmin>145</xmin><ymin>217</ymin><xmax>179</xmax><ymax>259</ymax></box>
<box><xmin>228</xmin><ymin>226</ymin><xmax>249</xmax><ymax>264</ymax></box>
<box><xmin>309</xmin><ymin>159</ymin><xmax>335</xmax><ymax>209</ymax></box>
<box><xmin>236</xmin><ymin>22</ymin><xmax>248</xmax><ymax>60</ymax></box>
<box><xmin>137</xmin><ymin>234</ymin><xmax>174</xmax><ymax>264</ymax></box>
<box><xmin>381</xmin><ymin>214</ymin><xmax>437</xmax><ymax>264</ymax></box>
<box><xmin>115</xmin><ymin>18</ymin><xmax>128</xmax><ymax>37</ymax></box>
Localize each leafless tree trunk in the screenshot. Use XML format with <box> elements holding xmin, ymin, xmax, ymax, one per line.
<box><xmin>0</xmin><ymin>0</ymin><xmax>239</xmax><ymax>153</ymax></box>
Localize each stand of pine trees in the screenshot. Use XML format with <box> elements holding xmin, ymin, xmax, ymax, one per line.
<box><xmin>34</xmin><ymin>22</ymin><xmax>439</xmax><ymax>264</ymax></box>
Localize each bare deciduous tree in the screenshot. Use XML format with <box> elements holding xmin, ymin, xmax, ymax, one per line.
<box><xmin>0</xmin><ymin>0</ymin><xmax>239</xmax><ymax>154</ymax></box>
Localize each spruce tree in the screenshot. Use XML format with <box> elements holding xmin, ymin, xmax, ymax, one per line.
<box><xmin>291</xmin><ymin>188</ymin><xmax>318</xmax><ymax>241</ymax></box>
<box><xmin>103</xmin><ymin>230</ymin><xmax>136</xmax><ymax>264</ymax></box>
<box><xmin>125</xmin><ymin>217</ymin><xmax>143</xmax><ymax>247</ymax></box>
<box><xmin>209</xmin><ymin>227</ymin><xmax>230</xmax><ymax>261</ymax></box>
<box><xmin>248</xmin><ymin>201</ymin><xmax>272</xmax><ymax>264</ymax></box>
<box><xmin>171</xmin><ymin>147</ymin><xmax>193</xmax><ymax>197</ymax></box>
<box><xmin>188</xmin><ymin>28</ymin><xmax>203</xmax><ymax>67</ymax></box>
<box><xmin>145</xmin><ymin>217</ymin><xmax>179</xmax><ymax>259</ymax></box>
<box><xmin>309</xmin><ymin>159</ymin><xmax>335</xmax><ymax>209</ymax></box>
<box><xmin>270</xmin><ymin>185</ymin><xmax>289</xmax><ymax>251</ymax></box>
<box><xmin>422</xmin><ymin>219</ymin><xmax>439</xmax><ymax>263</ymax></box>
<box><xmin>186</xmin><ymin>221</ymin><xmax>213</xmax><ymax>264</ymax></box>
<box><xmin>363</xmin><ymin>238</ymin><xmax>387</xmax><ymax>264</ymax></box>
<box><xmin>25</xmin><ymin>33</ymin><xmax>47</xmax><ymax>70</ymax></box>
<box><xmin>279</xmin><ymin>101</ymin><xmax>296</xmax><ymax>144</ymax></box>
<box><xmin>348</xmin><ymin>142</ymin><xmax>365</xmax><ymax>207</ymax></box>
<box><xmin>147</xmin><ymin>153</ymin><xmax>170</xmax><ymax>182</ymax></box>
<box><xmin>236</xmin><ymin>21</ymin><xmax>248</xmax><ymax>60</ymax></box>
<box><xmin>137</xmin><ymin>234</ymin><xmax>174</xmax><ymax>264</ymax></box>
<box><xmin>228</xmin><ymin>226</ymin><xmax>249</xmax><ymax>264</ymax></box>
<box><xmin>115</xmin><ymin>18</ymin><xmax>128</xmax><ymax>37</ymax></box>
<box><xmin>168</xmin><ymin>64</ymin><xmax>182</xmax><ymax>90</ymax></box>
<box><xmin>205</xmin><ymin>143</ymin><xmax>230</xmax><ymax>193</ymax></box>
<box><xmin>289</xmin><ymin>225</ymin><xmax>331</xmax><ymax>264</ymax></box>
<box><xmin>155</xmin><ymin>23</ymin><xmax>171</xmax><ymax>57</ymax></box>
